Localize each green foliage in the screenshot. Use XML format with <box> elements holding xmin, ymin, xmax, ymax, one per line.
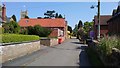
<box><xmin>86</xmin><ymin>47</ymin><xmax>104</xmax><ymax>66</ymax></box>
<box><xmin>25</xmin><ymin>15</ymin><xmax>29</xmax><ymax>19</ymax></box>
<box><xmin>27</xmin><ymin>25</ymin><xmax>52</xmax><ymax>37</ymax></box>
<box><xmin>55</xmin><ymin>13</ymin><xmax>59</xmax><ymax>18</ymax></box>
<box><xmin>1</xmin><ymin>34</ymin><xmax>40</xmax><ymax>43</ymax></box>
<box><xmin>3</xmin><ymin>21</ymin><xmax>20</xmax><ymax>34</ymax></box>
<box><xmin>44</xmin><ymin>10</ymin><xmax>55</xmax><ymax>18</ymax></box>
<box><xmin>27</xmin><ymin>26</ymin><xmax>34</xmax><ymax>35</ymax></box>
<box><xmin>58</xmin><ymin>14</ymin><xmax>63</xmax><ymax>18</ymax></box>
<box><xmin>78</xmin><ymin>20</ymin><xmax>83</xmax><ymax>29</ymax></box>
<box><xmin>20</xmin><ymin>29</ymin><xmax>28</xmax><ymax>35</ymax></box>
<box><xmin>73</xmin><ymin>24</ymin><xmax>78</xmax><ymax>36</ymax></box>
<box><xmin>0</xmin><ymin>27</ymin><xmax>4</xmax><ymax>34</ymax></box>
<box><xmin>83</xmin><ymin>21</ymin><xmax>93</xmax><ymax>33</ymax></box>
<box><xmin>0</xmin><ymin>5</ymin><xmax>1</xmax><ymax>11</ymax></box>
<box><xmin>98</xmin><ymin>36</ymin><xmax>120</xmax><ymax>57</ymax></box>
<box><xmin>67</xmin><ymin>25</ymin><xmax>72</xmax><ymax>33</ymax></box>
<box><xmin>11</xmin><ymin>15</ymin><xmax>17</xmax><ymax>22</ymax></box>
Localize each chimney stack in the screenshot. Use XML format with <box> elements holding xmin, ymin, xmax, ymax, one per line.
<box><xmin>2</xmin><ymin>4</ymin><xmax>6</xmax><ymax>22</ymax></box>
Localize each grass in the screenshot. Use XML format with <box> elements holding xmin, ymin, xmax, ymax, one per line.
<box><xmin>86</xmin><ymin>47</ymin><xmax>104</xmax><ymax>66</ymax></box>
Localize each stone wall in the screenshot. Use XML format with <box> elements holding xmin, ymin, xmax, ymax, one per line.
<box><xmin>0</xmin><ymin>40</ymin><xmax>40</xmax><ymax>63</ymax></box>
<box><xmin>40</xmin><ymin>38</ymin><xmax>58</xmax><ymax>46</ymax></box>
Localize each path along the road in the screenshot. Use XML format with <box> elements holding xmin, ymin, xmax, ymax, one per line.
<box><xmin>3</xmin><ymin>38</ymin><xmax>90</xmax><ymax>66</ymax></box>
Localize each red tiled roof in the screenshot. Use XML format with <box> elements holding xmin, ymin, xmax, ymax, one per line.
<box><xmin>94</xmin><ymin>15</ymin><xmax>112</xmax><ymax>25</ymax></box>
<box><xmin>18</xmin><ymin>18</ymin><xmax>66</xmax><ymax>27</ymax></box>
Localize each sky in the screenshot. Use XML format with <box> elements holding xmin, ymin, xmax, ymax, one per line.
<box><xmin>3</xmin><ymin>2</ymin><xmax>118</xmax><ymax>29</ymax></box>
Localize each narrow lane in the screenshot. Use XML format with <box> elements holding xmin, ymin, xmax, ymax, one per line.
<box><xmin>3</xmin><ymin>38</ymin><xmax>90</xmax><ymax>66</ymax></box>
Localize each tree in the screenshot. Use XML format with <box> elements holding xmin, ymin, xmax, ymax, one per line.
<box><xmin>58</xmin><ymin>14</ymin><xmax>63</xmax><ymax>18</ymax></box>
<box><xmin>55</xmin><ymin>13</ymin><xmax>59</xmax><ymax>18</ymax></box>
<box><xmin>27</xmin><ymin>25</ymin><xmax>52</xmax><ymax>37</ymax></box>
<box><xmin>25</xmin><ymin>15</ymin><xmax>29</xmax><ymax>19</ymax></box>
<box><xmin>3</xmin><ymin>21</ymin><xmax>20</xmax><ymax>33</ymax></box>
<box><xmin>78</xmin><ymin>20</ymin><xmax>83</xmax><ymax>29</ymax></box>
<box><xmin>11</xmin><ymin>15</ymin><xmax>17</xmax><ymax>22</ymax></box>
<box><xmin>83</xmin><ymin>21</ymin><xmax>93</xmax><ymax>33</ymax></box>
<box><xmin>67</xmin><ymin>25</ymin><xmax>72</xmax><ymax>33</ymax></box>
<box><xmin>73</xmin><ymin>24</ymin><xmax>78</xmax><ymax>36</ymax></box>
<box><xmin>27</xmin><ymin>26</ymin><xmax>34</xmax><ymax>35</ymax></box>
<box><xmin>0</xmin><ymin>5</ymin><xmax>2</xmax><ymax>11</ymax></box>
<box><xmin>44</xmin><ymin>10</ymin><xmax>55</xmax><ymax>18</ymax></box>
<box><xmin>68</xmin><ymin>25</ymin><xmax>72</xmax><ymax>38</ymax></box>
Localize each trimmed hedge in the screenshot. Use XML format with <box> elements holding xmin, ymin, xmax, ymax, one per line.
<box><xmin>1</xmin><ymin>34</ymin><xmax>40</xmax><ymax>43</ymax></box>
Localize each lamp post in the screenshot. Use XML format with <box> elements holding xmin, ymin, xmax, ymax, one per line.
<box><xmin>98</xmin><ymin>0</ymin><xmax>100</xmax><ymax>40</ymax></box>
<box><xmin>91</xmin><ymin>0</ymin><xmax>100</xmax><ymax>40</ymax></box>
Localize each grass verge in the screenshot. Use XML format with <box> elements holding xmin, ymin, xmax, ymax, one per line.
<box><xmin>86</xmin><ymin>47</ymin><xmax>104</xmax><ymax>66</ymax></box>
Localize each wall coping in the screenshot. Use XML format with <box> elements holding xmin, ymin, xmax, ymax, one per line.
<box><xmin>1</xmin><ymin>40</ymin><xmax>40</xmax><ymax>46</ymax></box>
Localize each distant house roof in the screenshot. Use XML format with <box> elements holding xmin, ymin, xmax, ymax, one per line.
<box><xmin>18</xmin><ymin>18</ymin><xmax>66</xmax><ymax>28</ymax></box>
<box><xmin>112</xmin><ymin>9</ymin><xmax>117</xmax><ymax>16</ymax></box>
<box><xmin>94</xmin><ymin>15</ymin><xmax>112</xmax><ymax>25</ymax></box>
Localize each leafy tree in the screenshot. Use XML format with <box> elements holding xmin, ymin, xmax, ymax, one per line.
<box><xmin>25</xmin><ymin>15</ymin><xmax>29</xmax><ymax>19</ymax></box>
<box><xmin>55</xmin><ymin>13</ymin><xmax>59</xmax><ymax>18</ymax></box>
<box><xmin>73</xmin><ymin>24</ymin><xmax>78</xmax><ymax>36</ymax></box>
<box><xmin>27</xmin><ymin>26</ymin><xmax>34</xmax><ymax>35</ymax></box>
<box><xmin>20</xmin><ymin>29</ymin><xmax>28</xmax><ymax>35</ymax></box>
<box><xmin>0</xmin><ymin>5</ymin><xmax>2</xmax><ymax>11</ymax></box>
<box><xmin>11</xmin><ymin>15</ymin><xmax>17</xmax><ymax>22</ymax></box>
<box><xmin>58</xmin><ymin>14</ymin><xmax>63</xmax><ymax>18</ymax></box>
<box><xmin>3</xmin><ymin>21</ymin><xmax>20</xmax><ymax>33</ymax></box>
<box><xmin>27</xmin><ymin>25</ymin><xmax>52</xmax><ymax>37</ymax></box>
<box><xmin>83</xmin><ymin>21</ymin><xmax>93</xmax><ymax>33</ymax></box>
<box><xmin>67</xmin><ymin>25</ymin><xmax>72</xmax><ymax>33</ymax></box>
<box><xmin>44</xmin><ymin>10</ymin><xmax>55</xmax><ymax>18</ymax></box>
<box><xmin>78</xmin><ymin>20</ymin><xmax>83</xmax><ymax>29</ymax></box>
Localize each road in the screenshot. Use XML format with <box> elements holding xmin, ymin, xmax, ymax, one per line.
<box><xmin>2</xmin><ymin>38</ymin><xmax>90</xmax><ymax>66</ymax></box>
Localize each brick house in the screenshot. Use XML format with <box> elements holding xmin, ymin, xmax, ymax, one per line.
<box><xmin>18</xmin><ymin>18</ymin><xmax>67</xmax><ymax>40</ymax></box>
<box><xmin>93</xmin><ymin>15</ymin><xmax>112</xmax><ymax>39</ymax></box>
<box><xmin>107</xmin><ymin>6</ymin><xmax>120</xmax><ymax>36</ymax></box>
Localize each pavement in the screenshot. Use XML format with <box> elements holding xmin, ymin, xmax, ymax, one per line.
<box><xmin>2</xmin><ymin>38</ymin><xmax>90</xmax><ymax>66</ymax></box>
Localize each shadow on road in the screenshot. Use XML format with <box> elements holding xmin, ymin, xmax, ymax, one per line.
<box><xmin>50</xmin><ymin>46</ymin><xmax>79</xmax><ymax>51</ymax></box>
<box><xmin>71</xmin><ymin>42</ymin><xmax>84</xmax><ymax>44</ymax></box>
<box><xmin>77</xmin><ymin>46</ymin><xmax>91</xmax><ymax>67</ymax></box>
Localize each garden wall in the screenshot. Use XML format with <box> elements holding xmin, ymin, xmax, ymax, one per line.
<box><xmin>88</xmin><ymin>40</ymin><xmax>120</xmax><ymax>66</ymax></box>
<box><xmin>0</xmin><ymin>40</ymin><xmax>40</xmax><ymax>63</ymax></box>
<box><xmin>40</xmin><ymin>38</ymin><xmax>58</xmax><ymax>46</ymax></box>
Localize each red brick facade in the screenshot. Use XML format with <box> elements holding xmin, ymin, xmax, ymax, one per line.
<box><xmin>93</xmin><ymin>15</ymin><xmax>112</xmax><ymax>39</ymax></box>
<box><xmin>19</xmin><ymin>18</ymin><xmax>67</xmax><ymax>39</ymax></box>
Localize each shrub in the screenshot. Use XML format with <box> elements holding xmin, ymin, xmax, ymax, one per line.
<box><xmin>0</xmin><ymin>27</ymin><xmax>4</xmax><ymax>34</ymax></box>
<box><xmin>20</xmin><ymin>29</ymin><xmax>28</xmax><ymax>35</ymax></box>
<box><xmin>27</xmin><ymin>25</ymin><xmax>52</xmax><ymax>37</ymax></box>
<box><xmin>1</xmin><ymin>34</ymin><xmax>40</xmax><ymax>43</ymax></box>
<box><xmin>98</xmin><ymin>36</ymin><xmax>120</xmax><ymax>56</ymax></box>
<box><xmin>3</xmin><ymin>21</ymin><xmax>20</xmax><ymax>34</ymax></box>
<box><xmin>27</xmin><ymin>26</ymin><xmax>34</xmax><ymax>35</ymax></box>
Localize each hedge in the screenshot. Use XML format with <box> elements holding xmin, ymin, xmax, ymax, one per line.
<box><xmin>1</xmin><ymin>34</ymin><xmax>40</xmax><ymax>43</ymax></box>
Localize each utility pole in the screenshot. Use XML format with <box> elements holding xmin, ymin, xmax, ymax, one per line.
<box><xmin>98</xmin><ymin>0</ymin><xmax>100</xmax><ymax>40</ymax></box>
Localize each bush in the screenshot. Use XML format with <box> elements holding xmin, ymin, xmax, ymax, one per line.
<box><xmin>27</xmin><ymin>25</ymin><xmax>52</xmax><ymax>37</ymax></box>
<box><xmin>27</xmin><ymin>26</ymin><xmax>34</xmax><ymax>35</ymax></box>
<box><xmin>3</xmin><ymin>21</ymin><xmax>20</xmax><ymax>34</ymax></box>
<box><xmin>1</xmin><ymin>34</ymin><xmax>40</xmax><ymax>43</ymax></box>
<box><xmin>98</xmin><ymin>36</ymin><xmax>120</xmax><ymax>56</ymax></box>
<box><xmin>0</xmin><ymin>27</ymin><xmax>4</xmax><ymax>34</ymax></box>
<box><xmin>20</xmin><ymin>29</ymin><xmax>28</xmax><ymax>35</ymax></box>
